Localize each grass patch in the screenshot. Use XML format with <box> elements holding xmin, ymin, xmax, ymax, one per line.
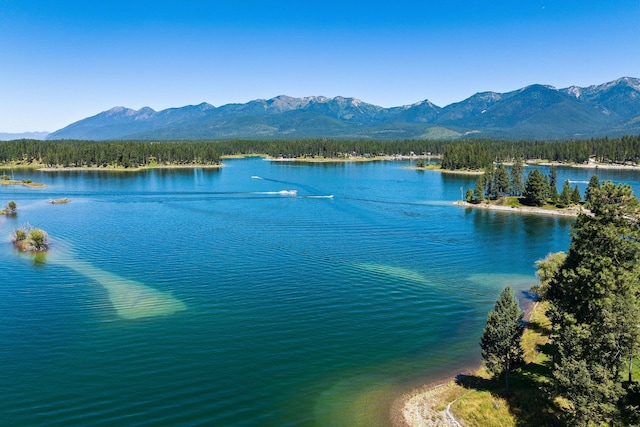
<box><xmin>410</xmin><ymin>163</ymin><xmax>442</xmax><ymax>171</ymax></box>
<box><xmin>453</xmin><ymin>387</ymin><xmax>515</xmax><ymax>427</ymax></box>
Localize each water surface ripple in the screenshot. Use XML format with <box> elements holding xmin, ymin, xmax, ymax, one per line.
<box><xmin>1</xmin><ymin>159</ymin><xmax>638</xmax><ymax>426</ymax></box>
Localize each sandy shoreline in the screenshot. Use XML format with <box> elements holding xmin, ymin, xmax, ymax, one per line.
<box><xmin>455</xmin><ymin>200</ymin><xmax>583</xmax><ymax>217</ymax></box>
<box><xmin>414</xmin><ymin>160</ymin><xmax>640</xmax><ymax>174</ymax></box>
<box><xmin>528</xmin><ymin>160</ymin><xmax>640</xmax><ymax>170</ymax></box>
<box><xmin>34</xmin><ymin>164</ymin><xmax>223</xmax><ymax>172</ymax></box>
<box><xmin>395</xmin><ymin>298</ymin><xmax>539</xmax><ymax>426</ymax></box>
<box><xmin>265</xmin><ymin>155</ymin><xmax>432</xmax><ymax>163</ymax></box>
<box><xmin>392</xmin><ymin>369</ymin><xmax>478</xmax><ymax>427</ymax></box>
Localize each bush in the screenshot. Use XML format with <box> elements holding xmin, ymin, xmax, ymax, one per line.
<box><xmin>28</xmin><ymin>228</ymin><xmax>48</xmax><ymax>250</ymax></box>
<box><xmin>13</xmin><ymin>228</ymin><xmax>27</xmax><ymax>241</ymax></box>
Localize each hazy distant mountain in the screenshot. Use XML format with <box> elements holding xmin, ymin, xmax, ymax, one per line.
<box><xmin>46</xmin><ymin>77</ymin><xmax>640</xmax><ymax>140</ymax></box>
<box><xmin>0</xmin><ymin>131</ymin><xmax>49</xmax><ymax>141</ymax></box>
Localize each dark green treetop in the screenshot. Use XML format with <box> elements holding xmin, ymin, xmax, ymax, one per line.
<box><xmin>493</xmin><ymin>163</ymin><xmax>510</xmax><ymax>198</ymax></box>
<box><xmin>558</xmin><ymin>179</ymin><xmax>573</xmax><ymax>208</ymax></box>
<box><xmin>584</xmin><ymin>174</ymin><xmax>600</xmax><ymax>203</ymax></box>
<box><xmin>480</xmin><ymin>286</ymin><xmax>525</xmax><ymax>397</ymax></box>
<box><xmin>509</xmin><ymin>157</ymin><xmax>525</xmax><ymax>196</ymax></box>
<box><xmin>523</xmin><ymin>169</ymin><xmax>549</xmax><ymax>206</ymax></box>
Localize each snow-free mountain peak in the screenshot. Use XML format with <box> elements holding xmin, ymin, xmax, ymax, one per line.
<box><xmin>45</xmin><ymin>77</ymin><xmax>640</xmax><ymax>141</ymax></box>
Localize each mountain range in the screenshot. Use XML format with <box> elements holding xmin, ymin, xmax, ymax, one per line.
<box><xmin>46</xmin><ymin>77</ymin><xmax>640</xmax><ymax>141</ymax></box>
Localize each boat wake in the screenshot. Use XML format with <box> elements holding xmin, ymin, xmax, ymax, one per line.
<box><xmin>249</xmin><ymin>190</ymin><xmax>298</xmax><ymax>196</ymax></box>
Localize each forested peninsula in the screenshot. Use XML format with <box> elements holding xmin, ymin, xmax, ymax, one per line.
<box><xmin>1</xmin><ymin>135</ymin><xmax>639</xmax><ymax>170</ymax></box>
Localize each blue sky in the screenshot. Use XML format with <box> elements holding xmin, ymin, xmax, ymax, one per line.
<box><xmin>1</xmin><ymin>0</ymin><xmax>638</xmax><ymax>132</ymax></box>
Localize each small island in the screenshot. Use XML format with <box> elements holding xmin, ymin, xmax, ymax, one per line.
<box><xmin>12</xmin><ymin>225</ymin><xmax>50</xmax><ymax>252</ymax></box>
<box><xmin>0</xmin><ymin>200</ymin><xmax>17</xmax><ymax>216</ymax></box>
<box><xmin>0</xmin><ymin>174</ymin><xmax>45</xmax><ymax>188</ymax></box>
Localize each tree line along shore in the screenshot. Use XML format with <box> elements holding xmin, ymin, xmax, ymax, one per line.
<box><xmin>0</xmin><ymin>134</ymin><xmax>638</xmax><ymax>170</ymax></box>
<box><xmin>453</xmin><ymin>159</ymin><xmax>594</xmax><ymax>217</ymax></box>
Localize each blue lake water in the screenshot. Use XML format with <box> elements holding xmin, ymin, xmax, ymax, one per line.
<box><xmin>1</xmin><ymin>158</ymin><xmax>639</xmax><ymax>426</ymax></box>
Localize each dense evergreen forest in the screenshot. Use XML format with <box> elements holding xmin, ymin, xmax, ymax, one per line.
<box><xmin>0</xmin><ymin>135</ymin><xmax>639</xmax><ymax>169</ymax></box>
<box><xmin>0</xmin><ymin>140</ymin><xmax>222</xmax><ymax>168</ymax></box>
<box><xmin>441</xmin><ymin>134</ymin><xmax>640</xmax><ymax>169</ymax></box>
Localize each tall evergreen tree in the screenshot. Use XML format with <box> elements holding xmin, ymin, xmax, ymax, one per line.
<box><xmin>571</xmin><ymin>184</ymin><xmax>582</xmax><ymax>205</ymax></box>
<box><xmin>523</xmin><ymin>169</ymin><xmax>549</xmax><ymax>206</ymax></box>
<box><xmin>480</xmin><ymin>287</ymin><xmax>525</xmax><ymax>397</ymax></box>
<box><xmin>584</xmin><ymin>174</ymin><xmax>600</xmax><ymax>203</ymax></box>
<box><xmin>465</xmin><ymin>188</ymin><xmax>474</xmax><ymax>203</ymax></box>
<box><xmin>484</xmin><ymin>165</ymin><xmax>495</xmax><ymax>199</ymax></box>
<box><xmin>558</xmin><ymin>179</ymin><xmax>572</xmax><ymax>207</ymax></box>
<box><xmin>493</xmin><ymin>163</ymin><xmax>510</xmax><ymax>198</ymax></box>
<box><xmin>510</xmin><ymin>157</ymin><xmax>525</xmax><ymax>196</ymax></box>
<box><xmin>473</xmin><ymin>174</ymin><xmax>486</xmax><ymax>203</ymax></box>
<box><xmin>546</xmin><ymin>181</ymin><xmax>640</xmax><ymax>426</ymax></box>
<box><xmin>549</xmin><ymin>168</ymin><xmax>559</xmax><ymax>204</ymax></box>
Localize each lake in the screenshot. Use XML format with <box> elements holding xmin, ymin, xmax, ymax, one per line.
<box><xmin>1</xmin><ymin>158</ymin><xmax>639</xmax><ymax>426</ymax></box>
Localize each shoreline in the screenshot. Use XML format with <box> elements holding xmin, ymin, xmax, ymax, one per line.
<box><xmin>32</xmin><ymin>164</ymin><xmax>223</xmax><ymax>172</ymax></box>
<box><xmin>394</xmin><ymin>297</ymin><xmax>539</xmax><ymax>427</ymax></box>
<box><xmin>264</xmin><ymin>155</ymin><xmax>436</xmax><ymax>163</ymax></box>
<box><xmin>454</xmin><ymin>200</ymin><xmax>583</xmax><ymax>217</ymax></box>
<box><xmin>391</xmin><ymin>365</ymin><xmax>481</xmax><ymax>427</ymax></box>
<box><xmin>1</xmin><ymin>179</ymin><xmax>46</xmax><ymax>188</ymax></box>
<box><xmin>527</xmin><ymin>160</ymin><xmax>640</xmax><ymax>170</ymax></box>
<box><xmin>418</xmin><ymin>160</ymin><xmax>640</xmax><ymax>174</ymax></box>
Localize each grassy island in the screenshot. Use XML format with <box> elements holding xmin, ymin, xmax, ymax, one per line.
<box><xmin>1</xmin><ymin>175</ymin><xmax>45</xmax><ymax>188</ymax></box>
<box><xmin>0</xmin><ymin>200</ymin><xmax>17</xmax><ymax>216</ymax></box>
<box><xmin>12</xmin><ymin>225</ymin><xmax>49</xmax><ymax>252</ymax></box>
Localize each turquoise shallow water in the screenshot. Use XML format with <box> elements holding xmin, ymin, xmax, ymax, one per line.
<box><xmin>1</xmin><ymin>159</ymin><xmax>639</xmax><ymax>426</ymax></box>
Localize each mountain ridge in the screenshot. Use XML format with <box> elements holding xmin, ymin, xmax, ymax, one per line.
<box><xmin>46</xmin><ymin>77</ymin><xmax>640</xmax><ymax>140</ymax></box>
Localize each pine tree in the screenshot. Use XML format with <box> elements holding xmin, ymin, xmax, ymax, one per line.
<box><xmin>465</xmin><ymin>188</ymin><xmax>474</xmax><ymax>203</ymax></box>
<box><xmin>571</xmin><ymin>184</ymin><xmax>582</xmax><ymax>204</ymax></box>
<box><xmin>584</xmin><ymin>174</ymin><xmax>600</xmax><ymax>204</ymax></box>
<box><xmin>546</xmin><ymin>181</ymin><xmax>640</xmax><ymax>426</ymax></box>
<box><xmin>549</xmin><ymin>168</ymin><xmax>559</xmax><ymax>204</ymax></box>
<box><xmin>493</xmin><ymin>163</ymin><xmax>510</xmax><ymax>198</ymax></box>
<box><xmin>510</xmin><ymin>157</ymin><xmax>525</xmax><ymax>196</ymax></box>
<box><xmin>523</xmin><ymin>169</ymin><xmax>549</xmax><ymax>206</ymax></box>
<box><xmin>484</xmin><ymin>165</ymin><xmax>495</xmax><ymax>199</ymax></box>
<box><xmin>480</xmin><ymin>287</ymin><xmax>525</xmax><ymax>397</ymax></box>
<box><xmin>473</xmin><ymin>174</ymin><xmax>486</xmax><ymax>203</ymax></box>
<box><xmin>558</xmin><ymin>179</ymin><xmax>572</xmax><ymax>207</ymax></box>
